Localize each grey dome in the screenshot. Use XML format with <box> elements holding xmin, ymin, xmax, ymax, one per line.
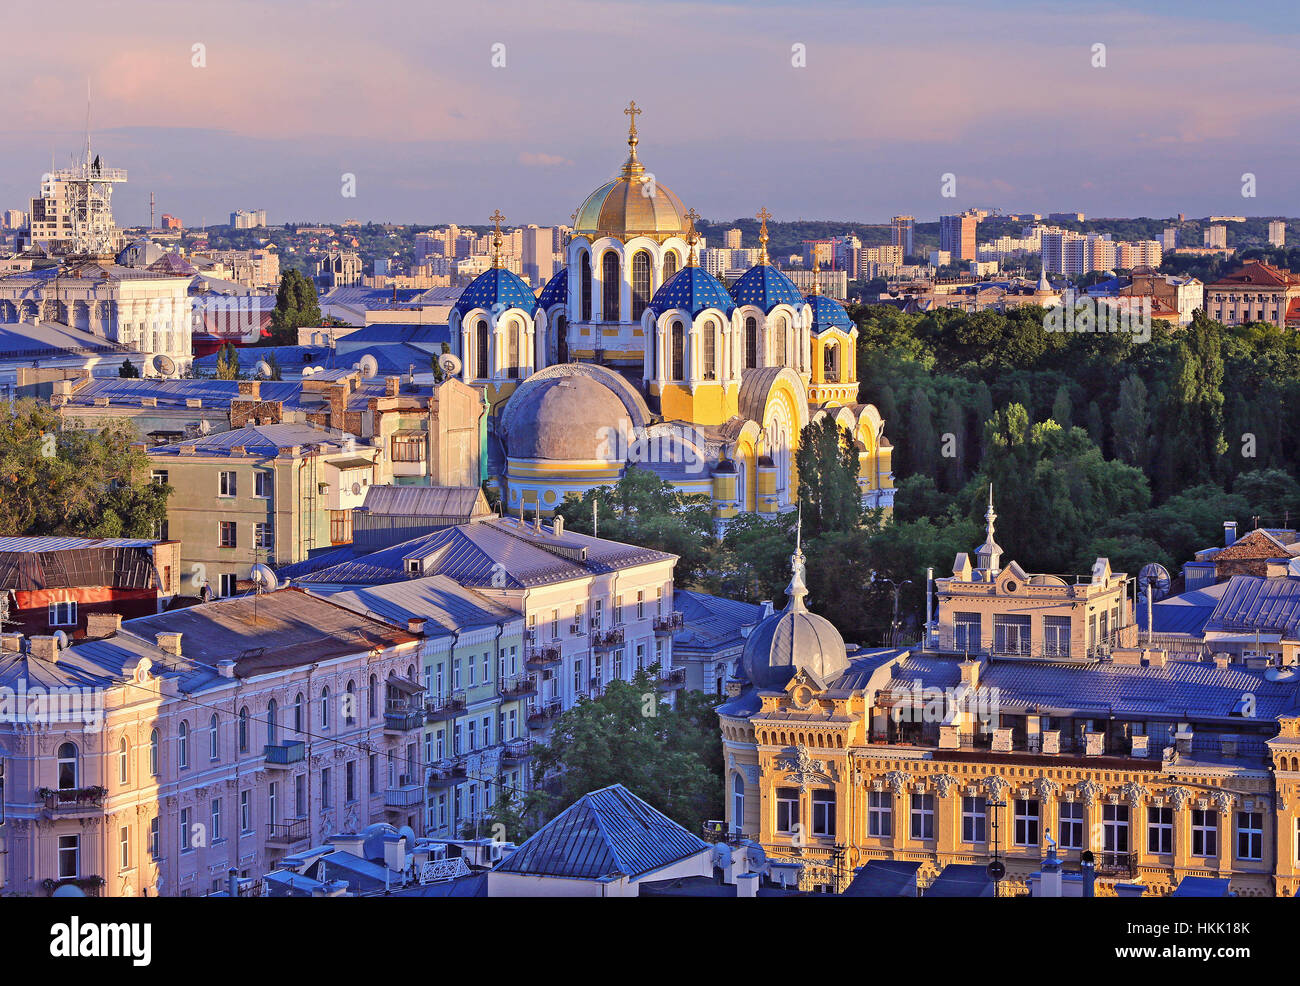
<box><xmin>740</xmin><ymin>531</ymin><xmax>848</xmax><ymax>690</ymax></box>
<box><xmin>505</xmin><ymin>374</ymin><xmax>631</xmax><ymax>461</ymax></box>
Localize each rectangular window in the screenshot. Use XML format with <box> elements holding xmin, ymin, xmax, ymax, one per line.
<box><xmin>953</xmin><ymin>613</ymin><xmax>981</xmax><ymax>652</ymax></box>
<box><xmin>220</xmin><ymin>573</ymin><xmax>237</xmax><ymax>597</ymax></box>
<box><xmin>330</xmin><ymin>510</ymin><xmax>352</xmax><ymax>544</ymax></box>
<box><xmin>1042</xmin><ymin>616</ymin><xmax>1071</xmax><ymax>658</ymax></box>
<box><xmin>180</xmin><ymin>808</ymin><xmax>192</xmax><ymax>853</ymax></box>
<box><xmin>1103</xmin><ymin>803</ymin><xmax>1130</xmax><ymax>854</ymax></box>
<box><xmin>321</xmin><ymin>767</ymin><xmax>333</xmax><ymax>809</ymax></box>
<box><xmin>119</xmin><ymin>826</ymin><xmax>130</xmax><ymax>870</ymax></box>
<box><xmin>573</xmin><ymin>659</ymin><xmax>583</xmax><ymax>693</ymax></box>
<box><xmin>152</xmin><ymin>470</ymin><xmax>169</xmax><ymax>485</ymax></box>
<box><xmin>1014</xmin><ymin>799</ymin><xmax>1040</xmax><ymax>846</ymax></box>
<box><xmin>295</xmin><ymin>774</ymin><xmax>305</xmax><ymax>817</ymax></box>
<box><xmin>910</xmin><ymin>793</ymin><xmax>935</xmax><ymax>840</ymax></box>
<box><xmin>867</xmin><ymin>790</ymin><xmax>892</xmax><ymax>838</ymax></box>
<box><xmin>345</xmin><ymin>761</ymin><xmax>356</xmax><ymax>803</ymax></box>
<box><xmin>391</xmin><ymin>434</ymin><xmax>426</xmax><ymax>462</ymax></box>
<box><xmin>1147</xmin><ymin>806</ymin><xmax>1173</xmax><ymax>855</ymax></box>
<box><xmin>1237</xmin><ymin>811</ymin><xmax>1263</xmax><ymax>861</ymax></box>
<box><xmin>255</xmin><ymin>523</ymin><xmax>274</xmax><ymax>551</ymax></box>
<box><xmin>240</xmin><ymin>790</ymin><xmax>251</xmax><ymax>834</ymax></box>
<box><xmin>1059</xmin><ymin>800</ymin><xmax>1083</xmax><ymax>850</ymax></box>
<box><xmin>637</xmin><ymin>590</ymin><xmax>645</xmax><ymax>620</ymax></box>
<box><xmin>811</xmin><ymin>790</ymin><xmax>836</xmax><ymax>837</ymax></box>
<box><xmin>775</xmin><ymin>787</ymin><xmax>799</xmax><ymax>834</ymax></box>
<box><xmin>993</xmin><ymin>615</ymin><xmax>1032</xmax><ymax>656</ymax></box>
<box><xmin>219</xmin><ymin>521</ymin><xmax>237</xmax><ymax>548</ymax></box>
<box><xmin>211</xmin><ymin>798</ymin><xmax>222</xmax><ymax>842</ymax></box>
<box><xmin>58</xmin><ymin>835</ymin><xmax>80</xmax><ymax>879</ymax></box>
<box><xmin>254</xmin><ymin>471</ymin><xmax>273</xmax><ymax>498</ymax></box>
<box><xmin>219</xmin><ymin>471</ymin><xmax>237</xmax><ymax>497</ymax></box>
<box><xmin>1191</xmin><ymin>809</ymin><xmax>1218</xmax><ymax>857</ymax></box>
<box><xmin>149</xmin><ymin>818</ymin><xmax>158</xmax><ymax>858</ymax></box>
<box><xmin>48</xmin><ymin>601</ymin><xmax>77</xmax><ymax>627</ymax></box>
<box><xmin>962</xmin><ymin>796</ymin><xmax>987</xmax><ymax>843</ymax></box>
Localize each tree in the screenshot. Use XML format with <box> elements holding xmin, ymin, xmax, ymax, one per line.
<box><xmin>268</xmin><ymin>270</ymin><xmax>323</xmax><ymax>345</ymax></box>
<box><xmin>704</xmin><ymin>511</ymin><xmax>794</xmax><ymax>604</ymax></box>
<box><xmin>1049</xmin><ymin>384</ymin><xmax>1073</xmax><ymax>428</ymax></box>
<box><xmin>118</xmin><ymin>359</ymin><xmax>140</xmax><ymax>378</ymax></box>
<box><xmin>937</xmin><ymin>396</ymin><xmax>966</xmax><ymax>492</ymax></box>
<box><xmin>1112</xmin><ymin>373</ymin><xmax>1151</xmax><ymax>467</ymax></box>
<box><xmin>795</xmin><ymin>417</ymin><xmax>860</xmax><ymax>537</ymax></box>
<box><xmin>264</xmin><ymin>351</ymin><xmax>282</xmax><ymax>381</ymax></box>
<box><xmin>215</xmin><ymin>343</ymin><xmax>241</xmax><ymax>380</ymax></box>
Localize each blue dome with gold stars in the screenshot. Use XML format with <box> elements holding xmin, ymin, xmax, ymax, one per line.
<box><xmin>537</xmin><ymin>268</ymin><xmax>567</xmax><ymax>310</ymax></box>
<box><xmin>730</xmin><ymin>264</ymin><xmax>805</xmax><ymax>313</ymax></box>
<box><xmin>649</xmin><ymin>266</ymin><xmax>735</xmax><ymax>318</ymax></box>
<box><xmin>454</xmin><ymin>267</ymin><xmax>539</xmax><ymax>317</ymax></box>
<box><xmin>806</xmin><ymin>293</ymin><xmax>853</xmax><ymax>334</ymax></box>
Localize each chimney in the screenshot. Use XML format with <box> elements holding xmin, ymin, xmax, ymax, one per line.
<box><xmin>959</xmin><ymin>658</ymin><xmax>982</xmax><ymax>689</ymax></box>
<box><xmin>760</xmin><ymin>600</ymin><xmax>774</xmax><ymax>618</ymax></box>
<box><xmin>237</xmin><ymin>380</ymin><xmax>261</xmax><ymax>400</ymax></box>
<box><xmin>1080</xmin><ymin>857</ymin><xmax>1096</xmax><ymax>897</ymax></box>
<box><xmin>552</xmin><ymin>515</ymin><xmax>564</xmax><ymax>538</ymax></box>
<box><xmin>384</xmin><ymin>375</ymin><xmax>400</xmax><ymax>397</ymax></box>
<box><xmin>216</xmin><ymin>659</ymin><xmax>237</xmax><ymax>679</ymax></box>
<box><xmin>29</xmin><ymin>635</ymin><xmax>60</xmax><ymax>662</ymax></box>
<box><xmin>407</xmin><ymin>617</ymin><xmax>426</xmax><ymax>636</ymax></box>
<box><xmin>84</xmin><ymin>613</ymin><xmax>123</xmax><ymax>639</ymax></box>
<box><xmin>1224</xmin><ymin>520</ymin><xmax>1237</xmax><ymax>547</ymax></box>
<box><xmin>155</xmin><ymin>632</ymin><xmax>183</xmax><ymax>657</ymax></box>
<box><xmin>1038</xmin><ymin>846</ymin><xmax>1063</xmax><ymax>897</ymax></box>
<box><xmin>383</xmin><ymin>834</ymin><xmax>406</xmax><ymax>874</ymax></box>
<box><xmin>1</xmin><ymin>632</ymin><xmax>23</xmax><ymax>653</ymax></box>
<box><xmin>329</xmin><ymin>832</ymin><xmax>366</xmax><ymax>856</ymax></box>
<box><xmin>734</xmin><ymin>872</ymin><xmax>759</xmax><ymax>898</ymax></box>
<box><xmin>226</xmin><ymin>868</ymin><xmax>239</xmax><ymax>897</ymax></box>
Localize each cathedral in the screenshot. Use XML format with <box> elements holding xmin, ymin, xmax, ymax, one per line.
<box><xmin>449</xmin><ymin>103</ymin><xmax>894</xmax><ymax>528</ymax></box>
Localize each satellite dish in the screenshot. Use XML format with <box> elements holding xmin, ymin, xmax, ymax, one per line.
<box><xmin>301</xmin><ymin>366</ymin><xmax>316</xmax><ymax>377</ymax></box>
<box><xmin>437</xmin><ymin>352</ymin><xmax>461</xmax><ymax>377</ymax></box>
<box><xmin>356</xmin><ymin>354</ymin><xmax>379</xmax><ymax>379</ymax></box>
<box><xmin>255</xmin><ymin>360</ymin><xmax>273</xmax><ymax>379</ymax></box>
<box><xmin>51</xmin><ymin>884</ymin><xmax>86</xmax><ymax>898</ymax></box>
<box><xmin>1138</xmin><ymin>563</ymin><xmax>1171</xmax><ymax>601</ymax></box>
<box><xmin>151</xmin><ymin>354</ymin><xmax>176</xmax><ymax>377</ymax></box>
<box><xmin>250</xmin><ymin>563</ymin><xmax>279</xmax><ymax>592</ymax></box>
<box><xmin>52</xmin><ymin>630</ymin><xmax>68</xmax><ymax>650</ymax></box>
<box><xmin>351</xmin><ymin>481</ymin><xmax>362</xmax><ymax>496</ymax></box>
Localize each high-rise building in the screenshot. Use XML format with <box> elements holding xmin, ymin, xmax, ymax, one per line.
<box><xmin>1204</xmin><ymin>224</ymin><xmax>1228</xmax><ymax>249</ymax></box>
<box><xmin>891</xmin><ymin>215</ymin><xmax>914</xmax><ymax>257</ymax></box>
<box><xmin>939</xmin><ymin>213</ymin><xmax>978</xmax><ymax>261</ymax></box>
<box><xmin>160</xmin><ymin>213</ymin><xmax>181</xmax><ymax>230</ymax></box>
<box><xmin>1161</xmin><ymin>227</ymin><xmax>1178</xmax><ymax>251</ymax></box>
<box><xmin>521</xmin><ymin>225</ymin><xmax>554</xmax><ymax>287</ymax></box>
<box><xmin>724</xmin><ymin>227</ymin><xmax>743</xmax><ymax>250</ymax></box>
<box><xmin>230</xmin><ymin>209</ymin><xmax>266</xmax><ymax>229</ymax></box>
<box><xmin>1269</xmin><ymin>220</ymin><xmax>1286</xmax><ymax>248</ymax></box>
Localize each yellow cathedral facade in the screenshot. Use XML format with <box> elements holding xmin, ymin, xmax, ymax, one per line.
<box><xmin>448</xmin><ymin>103</ymin><xmax>893</xmax><ymax>527</ymax></box>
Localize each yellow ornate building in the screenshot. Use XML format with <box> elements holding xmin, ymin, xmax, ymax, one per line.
<box><xmin>720</xmin><ymin>506</ymin><xmax>1300</xmax><ymax>896</ymax></box>
<box><xmin>448</xmin><ymin>104</ymin><xmax>893</xmax><ymax>528</ymax></box>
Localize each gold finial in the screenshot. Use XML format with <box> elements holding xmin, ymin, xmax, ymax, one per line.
<box><xmin>621</xmin><ymin>100</ymin><xmax>644</xmax><ymax>175</ymax></box>
<box><xmin>810</xmin><ymin>252</ymin><xmax>821</xmax><ymax>296</ymax></box>
<box><xmin>756</xmin><ymin>207</ymin><xmax>772</xmax><ymax>265</ymax></box>
<box><xmin>684</xmin><ymin>208</ymin><xmax>701</xmax><ymax>267</ymax></box>
<box><xmin>490</xmin><ymin>209</ymin><xmax>506</xmax><ymax>268</ymax></box>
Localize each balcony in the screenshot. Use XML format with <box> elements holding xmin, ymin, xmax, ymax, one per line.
<box><xmin>427</xmin><ymin>761</ymin><xmax>467</xmax><ymax>789</ymax></box>
<box><xmin>1089</xmin><ymin>851</ymin><xmax>1137</xmax><ymax>878</ymax></box>
<box><xmin>656</xmin><ymin>666</ymin><xmax>687</xmax><ymax>690</ymax></box>
<box><xmin>384</xmin><ymin>707</ymin><xmax>426</xmax><ymax>734</ymax></box>
<box><xmin>40</xmin><ymin>786</ymin><xmax>107</xmax><ymax>812</ymax></box>
<box><xmin>502</xmin><ymin>739</ymin><xmax>534</xmax><ymax>762</ymax></box>
<box><xmin>425</xmin><ymin>692</ymin><xmax>467</xmax><ymax>722</ymax></box>
<box><xmin>266</xmin><ymin>818</ymin><xmax>310</xmax><ymax>848</ymax></box>
<box><xmin>42</xmin><ymin>876</ymin><xmax>103</xmax><ymax>897</ymax></box>
<box><xmin>498</xmin><ymin>674</ymin><xmax>538</xmax><ymax>699</ymax></box>
<box><xmin>592</xmin><ymin>628</ymin><xmax>625</xmax><ymax>652</ymax></box>
<box><xmin>527</xmin><ymin>699</ymin><xmax>562</xmax><ymax>729</ymax></box>
<box><xmin>525</xmin><ymin>646</ymin><xmax>562</xmax><ymax>671</ymax></box>
<box><xmin>263</xmin><ymin>740</ymin><xmax>306</xmax><ymax>768</ymax></box>
<box><xmin>654</xmin><ymin>612</ymin><xmax>684</xmax><ymax>635</ymax></box>
<box><xmin>385</xmin><ymin>776</ymin><xmax>425</xmax><ymax>809</ymax></box>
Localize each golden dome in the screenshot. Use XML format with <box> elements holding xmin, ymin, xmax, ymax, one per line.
<box><xmin>572</xmin><ymin>102</ymin><xmax>687</xmax><ymax>242</ymax></box>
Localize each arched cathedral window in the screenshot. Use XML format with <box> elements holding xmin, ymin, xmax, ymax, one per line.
<box><xmin>702</xmin><ymin>320</ymin><xmax>716</xmax><ymax>380</ymax></box>
<box><xmin>745</xmin><ymin>317</ymin><xmax>758</xmax><ymax>369</ymax></box>
<box><xmin>670</xmin><ymin>321</ymin><xmax>684</xmax><ymax>380</ymax></box>
<box><xmin>476</xmin><ymin>319</ymin><xmax>489</xmax><ymax>379</ymax></box>
<box><xmin>602</xmin><ymin>252</ymin><xmax>620</xmax><ymax>321</ymax></box>
<box><xmin>580</xmin><ymin>254</ymin><xmax>592</xmax><ymax>321</ymax></box>
<box><xmin>631</xmin><ymin>252</ymin><xmax>651</xmax><ymax>321</ymax></box>
<box><xmin>663</xmin><ymin>251</ymin><xmax>678</xmax><ymax>282</ymax></box>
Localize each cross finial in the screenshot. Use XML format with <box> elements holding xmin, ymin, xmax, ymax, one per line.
<box><xmin>684</xmin><ymin>208</ymin><xmax>701</xmax><ymax>266</ymax></box>
<box><xmin>756</xmin><ymin>207</ymin><xmax>772</xmax><ymax>265</ymax></box>
<box><xmin>624</xmin><ymin>100</ymin><xmax>641</xmax><ymax>135</ymax></box>
<box><xmin>489</xmin><ymin>210</ymin><xmax>506</xmax><ymax>268</ymax></box>
<box><xmin>621</xmin><ymin>101</ymin><xmax>644</xmax><ymax>174</ymax></box>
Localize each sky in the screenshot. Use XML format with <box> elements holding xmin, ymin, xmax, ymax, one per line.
<box><xmin>3</xmin><ymin>0</ymin><xmax>1299</xmax><ymax>228</ymax></box>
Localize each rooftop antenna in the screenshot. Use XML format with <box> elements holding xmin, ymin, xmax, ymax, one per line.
<box><xmin>593</xmin><ymin>498</ymin><xmax>598</xmax><ymax>538</ymax></box>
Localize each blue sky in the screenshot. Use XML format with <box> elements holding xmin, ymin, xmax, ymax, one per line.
<box><xmin>3</xmin><ymin>0</ymin><xmax>1297</xmax><ymax>226</ymax></box>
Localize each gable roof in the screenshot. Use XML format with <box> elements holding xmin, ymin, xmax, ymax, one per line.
<box><xmin>1208</xmin><ymin>260</ymin><xmax>1300</xmax><ymax>289</ymax></box>
<box><xmin>494</xmin><ymin>784</ymin><xmax>707</xmax><ymax>881</ymax></box>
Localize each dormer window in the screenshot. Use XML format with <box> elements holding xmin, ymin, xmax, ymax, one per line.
<box><xmin>406</xmin><ymin>559</ymin><xmax>421</xmax><ymax>575</ymax></box>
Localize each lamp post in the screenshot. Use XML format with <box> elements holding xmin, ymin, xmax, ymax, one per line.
<box><xmin>870</xmin><ymin>572</ymin><xmax>912</xmax><ymax>647</ymax></box>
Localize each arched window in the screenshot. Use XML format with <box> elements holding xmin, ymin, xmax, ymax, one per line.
<box><xmin>824</xmin><ymin>340</ymin><xmax>838</xmax><ymax>381</ymax></box>
<box><xmin>580</xmin><ymin>253</ymin><xmax>592</xmax><ymax>320</ymax></box>
<box><xmin>346</xmin><ymin>680</ymin><xmax>356</xmax><ymax>726</ymax></box>
<box><xmin>670</xmin><ymin>321</ymin><xmax>684</xmax><ymax>380</ymax></box>
<box><xmin>267</xmin><ymin>699</ymin><xmax>278</xmax><ymax>746</ymax></box>
<box><xmin>662</xmin><ymin>251</ymin><xmax>679</xmax><ymax>282</ymax></box>
<box><xmin>209</xmin><ymin>714</ymin><xmax>219</xmax><ymax>760</ymax></box>
<box><xmin>178</xmin><ymin>721</ymin><xmax>190</xmax><ymax>770</ymax></box>
<box><xmin>238</xmin><ymin>707</ymin><xmax>249</xmax><ymax>753</ymax></box>
<box><xmin>321</xmin><ymin>687</ymin><xmax>331</xmax><ymax>729</ymax></box>
<box><xmin>57</xmin><ymin>742</ymin><xmax>78</xmax><ymax>790</ymax></box>
<box><xmin>702</xmin><ymin>320</ymin><xmax>716</xmax><ymax>380</ymax></box>
<box><xmin>368</xmin><ymin>675</ymin><xmax>377</xmax><ymax>720</ymax></box>
<box><xmin>602</xmin><ymin>252</ymin><xmax>621</xmax><ymax>321</ymax></box>
<box><xmin>475</xmin><ymin>319</ymin><xmax>489</xmax><ymax>379</ymax></box>
<box><xmin>149</xmin><ymin>730</ymin><xmax>159</xmax><ymax>775</ymax></box>
<box><xmin>733</xmin><ymin>774</ymin><xmax>745</xmax><ymax>832</ymax></box>
<box><xmin>294</xmin><ymin>693</ymin><xmax>304</xmax><ymax>734</ymax></box>
<box><xmin>119</xmin><ymin>738</ymin><xmax>130</xmax><ymax>784</ymax></box>
<box><xmin>773</xmin><ymin>316</ymin><xmax>788</xmax><ymax>366</ymax></box>
<box><xmin>631</xmin><ymin>251</ymin><xmax>651</xmax><ymax>321</ymax></box>
<box><xmin>745</xmin><ymin>317</ymin><xmax>758</xmax><ymax>369</ymax></box>
<box><xmin>556</xmin><ymin>315</ymin><xmax>568</xmax><ymax>363</ymax></box>
<box><xmin>505</xmin><ymin>320</ymin><xmax>519</xmax><ymax>376</ymax></box>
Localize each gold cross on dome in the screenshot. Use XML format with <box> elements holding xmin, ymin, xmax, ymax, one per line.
<box><xmin>684</xmin><ymin>208</ymin><xmax>701</xmax><ymax>265</ymax></box>
<box><xmin>489</xmin><ymin>210</ymin><xmax>506</xmax><ymax>267</ymax></box>
<box><xmin>490</xmin><ymin>210</ymin><xmax>506</xmax><ymax>235</ymax></box>
<box><xmin>756</xmin><ymin>207</ymin><xmax>771</xmax><ymax>226</ymax></box>
<box><xmin>624</xmin><ymin>100</ymin><xmax>642</xmax><ymax>135</ymax></box>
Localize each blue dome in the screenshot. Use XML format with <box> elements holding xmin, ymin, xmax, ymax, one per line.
<box><xmin>729</xmin><ymin>264</ymin><xmax>805</xmax><ymax>312</ymax></box>
<box><xmin>454</xmin><ymin>267</ymin><xmax>539</xmax><ymax>317</ymax></box>
<box><xmin>649</xmin><ymin>266</ymin><xmax>736</xmax><ymax>318</ymax></box>
<box><xmin>537</xmin><ymin>268</ymin><xmax>567</xmax><ymax>310</ymax></box>
<box><xmin>806</xmin><ymin>294</ymin><xmax>853</xmax><ymax>334</ymax></box>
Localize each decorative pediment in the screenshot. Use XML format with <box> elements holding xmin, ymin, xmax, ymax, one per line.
<box><xmin>776</xmin><ymin>744</ymin><xmax>828</xmax><ymax>790</ymax></box>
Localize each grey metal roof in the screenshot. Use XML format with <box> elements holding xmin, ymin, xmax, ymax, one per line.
<box><xmin>148</xmin><ymin>422</ymin><xmax>367</xmax><ymax>458</ymax></box>
<box><xmin>319</xmin><ymin>575</ymin><xmax>520</xmax><ymax>636</ymax></box>
<box><xmin>673</xmin><ymin>589</ymin><xmax>763</xmax><ymax>653</ymax></box>
<box><xmin>1208</xmin><ymin>575</ymin><xmax>1300</xmax><ymax>636</ymax></box>
<box><xmin>359</xmin><ymin>485</ymin><xmax>489</xmax><ymax>519</ymax></box>
<box><xmin>0</xmin><ymin>538</ymin><xmax>162</xmax><ymax>591</ymax></box>
<box><xmin>0</xmin><ymin>321</ymin><xmax>142</xmax><ymax>361</ymax></box>
<box><xmin>924</xmin><ymin>863</ymin><xmax>995</xmax><ymax>898</ymax></box>
<box><xmin>1139</xmin><ymin>582</ymin><xmax>1230</xmax><ymax>635</ymax></box>
<box><xmin>495</xmin><ymin>784</ymin><xmax>707</xmax><ymax>880</ymax></box>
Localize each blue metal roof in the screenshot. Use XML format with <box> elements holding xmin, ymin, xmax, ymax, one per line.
<box><xmin>807</xmin><ymin>294</ymin><xmax>853</xmax><ymax>334</ymax></box>
<box><xmin>649</xmin><ymin>266</ymin><xmax>735</xmax><ymax>318</ymax></box>
<box><xmin>1207</xmin><ymin>575</ymin><xmax>1300</xmax><ymax>636</ymax></box>
<box><xmin>729</xmin><ymin>264</ymin><xmax>804</xmax><ymax>313</ymax></box>
<box><xmin>537</xmin><ymin>268</ymin><xmax>567</xmax><ymax>310</ymax></box>
<box><xmin>453</xmin><ymin>267</ymin><xmax>538</xmax><ymax>317</ymax></box>
<box><xmin>673</xmin><ymin>589</ymin><xmax>763</xmax><ymax>653</ymax></box>
<box><xmin>495</xmin><ymin>784</ymin><xmax>707</xmax><ymax>880</ymax></box>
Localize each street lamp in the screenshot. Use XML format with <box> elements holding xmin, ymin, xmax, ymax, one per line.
<box><xmin>869</xmin><ymin>571</ymin><xmax>912</xmax><ymax>647</ymax></box>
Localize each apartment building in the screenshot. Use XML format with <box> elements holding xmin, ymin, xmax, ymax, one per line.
<box><xmin>939</xmin><ymin>214</ymin><xmax>978</xmax><ymax>262</ymax></box>
<box><xmin>1205</xmin><ymin>260</ymin><xmax>1300</xmax><ymax>328</ymax></box>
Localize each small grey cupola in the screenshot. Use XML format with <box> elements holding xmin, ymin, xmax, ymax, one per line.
<box><xmin>973</xmin><ymin>484</ymin><xmax>1002</xmax><ymax>579</ymax></box>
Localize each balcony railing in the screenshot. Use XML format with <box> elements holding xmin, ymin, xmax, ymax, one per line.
<box><xmin>654</xmin><ymin>612</ymin><xmax>684</xmax><ymax>635</ymax></box>
<box><xmin>502</xmin><ymin>739</ymin><xmax>534</xmax><ymax>762</ymax></box>
<box><xmin>425</xmin><ymin>692</ymin><xmax>467</xmax><ymax>722</ymax></box>
<box><xmin>264</xmin><ymin>741</ymin><xmax>306</xmax><ymax>767</ymax></box>
<box><xmin>40</xmin><ymin>786</ymin><xmax>107</xmax><ymax>811</ymax></box>
<box><xmin>527</xmin><ymin>699</ymin><xmax>562</xmax><ymax>728</ymax></box>
<box><xmin>427</xmin><ymin>761</ymin><xmax>467</xmax><ymax>789</ymax></box>
<box><xmin>1090</xmin><ymin>851</ymin><xmax>1137</xmax><ymax>877</ymax></box>
<box><xmin>656</xmin><ymin>666</ymin><xmax>687</xmax><ymax>690</ymax></box>
<box><xmin>266</xmin><ymin>818</ymin><xmax>309</xmax><ymax>847</ymax></box>
<box><xmin>569</xmin><ymin>621</ymin><xmax>586</xmax><ymax>636</ymax></box>
<box><xmin>592</xmin><ymin>628</ymin><xmax>625</xmax><ymax>651</ymax></box>
<box><xmin>385</xmin><ymin>778</ymin><xmax>426</xmax><ymax>808</ymax></box>
<box><xmin>498</xmin><ymin>674</ymin><xmax>538</xmax><ymax>699</ymax></box>
<box><xmin>525</xmin><ymin>646</ymin><xmax>562</xmax><ymax>670</ymax></box>
<box><xmin>43</xmin><ymin>876</ymin><xmax>103</xmax><ymax>897</ymax></box>
<box><xmin>384</xmin><ymin>708</ymin><xmax>426</xmax><ymax>733</ymax></box>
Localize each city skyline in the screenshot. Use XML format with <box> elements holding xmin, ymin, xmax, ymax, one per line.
<box><xmin>4</xmin><ymin>0</ymin><xmax>1300</xmax><ymax>227</ymax></box>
